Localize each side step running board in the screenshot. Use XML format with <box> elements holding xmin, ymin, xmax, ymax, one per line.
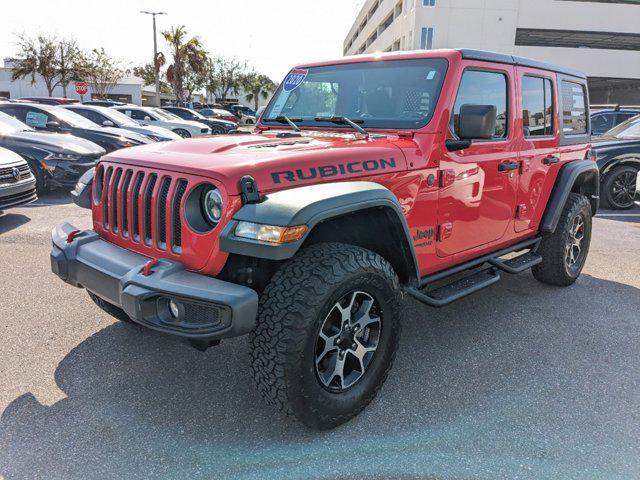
<box><xmin>489</xmin><ymin>251</ymin><xmax>542</xmax><ymax>274</ymax></box>
<box><xmin>407</xmin><ymin>268</ymin><xmax>500</xmax><ymax>307</ymax></box>
<box><xmin>407</xmin><ymin>237</ymin><xmax>542</xmax><ymax>308</ymax></box>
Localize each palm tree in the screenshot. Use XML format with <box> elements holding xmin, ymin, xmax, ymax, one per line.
<box><xmin>243</xmin><ymin>73</ymin><xmax>277</xmax><ymax>111</ymax></box>
<box><xmin>161</xmin><ymin>26</ymin><xmax>208</xmax><ymax>103</ymax></box>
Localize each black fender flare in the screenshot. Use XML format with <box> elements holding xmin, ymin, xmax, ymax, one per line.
<box><xmin>541</xmin><ymin>160</ymin><xmax>599</xmax><ymax>233</ymax></box>
<box><xmin>220</xmin><ymin>181</ymin><xmax>419</xmax><ymax>280</ymax></box>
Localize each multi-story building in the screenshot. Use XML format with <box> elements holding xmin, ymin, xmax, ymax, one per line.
<box><xmin>343</xmin><ymin>0</ymin><xmax>640</xmax><ymax>104</ymax></box>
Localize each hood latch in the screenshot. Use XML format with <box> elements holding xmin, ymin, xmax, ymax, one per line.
<box><xmin>240</xmin><ymin>176</ymin><xmax>263</xmax><ymax>204</ymax></box>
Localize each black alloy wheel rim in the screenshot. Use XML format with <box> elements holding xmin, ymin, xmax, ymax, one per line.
<box><xmin>314</xmin><ymin>290</ymin><xmax>382</xmax><ymax>392</ymax></box>
<box><xmin>610</xmin><ymin>171</ymin><xmax>637</xmax><ymax>208</ymax></box>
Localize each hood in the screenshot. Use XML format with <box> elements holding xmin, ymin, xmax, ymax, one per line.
<box><xmin>132</xmin><ymin>125</ymin><xmax>182</xmax><ymax>140</ymax></box>
<box><xmin>94</xmin><ymin>127</ymin><xmax>150</xmax><ymax>143</ymax></box>
<box><xmin>591</xmin><ymin>137</ymin><xmax>640</xmax><ymax>150</ymax></box>
<box><xmin>0</xmin><ymin>145</ymin><xmax>25</xmax><ymax>166</ymax></box>
<box><xmin>102</xmin><ymin>132</ymin><xmax>408</xmax><ymax>195</ymax></box>
<box><xmin>2</xmin><ymin>130</ymin><xmax>106</xmax><ymax>155</ymax></box>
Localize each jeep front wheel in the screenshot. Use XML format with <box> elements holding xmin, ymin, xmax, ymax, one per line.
<box><xmin>250</xmin><ymin>243</ymin><xmax>402</xmax><ymax>430</ymax></box>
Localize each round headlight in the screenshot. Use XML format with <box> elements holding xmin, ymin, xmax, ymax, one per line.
<box><xmin>202</xmin><ymin>188</ymin><xmax>223</xmax><ymax>224</ymax></box>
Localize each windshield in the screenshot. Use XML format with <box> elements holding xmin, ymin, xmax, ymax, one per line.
<box><xmin>152</xmin><ymin>108</ymin><xmax>181</xmax><ymax>121</ymax></box>
<box><xmin>263</xmin><ymin>58</ymin><xmax>448</xmax><ymax>130</ymax></box>
<box><xmin>0</xmin><ymin>111</ymin><xmax>33</xmax><ymax>134</ymax></box>
<box><xmin>45</xmin><ymin>106</ymin><xmax>101</xmax><ymax>128</ymax></box>
<box><xmin>103</xmin><ymin>108</ymin><xmax>140</xmax><ymax>127</ymax></box>
<box><xmin>603</xmin><ymin>114</ymin><xmax>640</xmax><ymax>139</ymax></box>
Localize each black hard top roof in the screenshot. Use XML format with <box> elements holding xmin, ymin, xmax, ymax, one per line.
<box><xmin>457</xmin><ymin>49</ymin><xmax>587</xmax><ymax>79</ymax></box>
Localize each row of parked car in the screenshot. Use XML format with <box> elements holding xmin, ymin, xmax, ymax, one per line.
<box><xmin>0</xmin><ymin>97</ymin><xmax>261</xmax><ymax>210</ymax></box>
<box><xmin>1</xmin><ymin>95</ymin><xmax>639</xmax><ymax>213</ymax></box>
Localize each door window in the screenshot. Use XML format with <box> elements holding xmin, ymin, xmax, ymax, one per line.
<box><xmin>522</xmin><ymin>76</ymin><xmax>554</xmax><ymax>137</ymax></box>
<box><xmin>128</xmin><ymin>109</ymin><xmax>153</xmax><ymax>121</ymax></box>
<box><xmin>74</xmin><ymin>109</ymin><xmax>108</xmax><ymax>125</ymax></box>
<box><xmin>25</xmin><ymin>109</ymin><xmax>51</xmax><ymax>129</ymax></box>
<box><xmin>561</xmin><ymin>81</ymin><xmax>587</xmax><ymax>135</ymax></box>
<box><xmin>452</xmin><ymin>70</ymin><xmax>508</xmax><ymax>139</ymax></box>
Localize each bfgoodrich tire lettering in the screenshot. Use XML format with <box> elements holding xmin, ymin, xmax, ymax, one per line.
<box><xmin>533</xmin><ymin>193</ymin><xmax>592</xmax><ymax>286</ymax></box>
<box><xmin>249</xmin><ymin>243</ymin><xmax>403</xmax><ymax>430</ymax></box>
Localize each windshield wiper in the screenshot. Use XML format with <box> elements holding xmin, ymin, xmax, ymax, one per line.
<box><xmin>314</xmin><ymin>116</ymin><xmax>368</xmax><ymax>137</ymax></box>
<box><xmin>263</xmin><ymin>116</ymin><xmax>302</xmax><ymax>132</ymax></box>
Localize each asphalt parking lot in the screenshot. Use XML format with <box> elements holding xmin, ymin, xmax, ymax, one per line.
<box><xmin>1</xmin><ymin>191</ymin><xmax>639</xmax><ymax>480</ymax></box>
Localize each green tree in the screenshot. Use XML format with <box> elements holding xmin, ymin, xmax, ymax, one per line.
<box><xmin>132</xmin><ymin>62</ymin><xmax>171</xmax><ymax>94</ymax></box>
<box><xmin>81</xmin><ymin>48</ymin><xmax>125</xmax><ymax>100</ymax></box>
<box><xmin>206</xmin><ymin>56</ymin><xmax>247</xmax><ymax>102</ymax></box>
<box><xmin>161</xmin><ymin>26</ymin><xmax>208</xmax><ymax>103</ymax></box>
<box><xmin>242</xmin><ymin>72</ymin><xmax>277</xmax><ymax>111</ymax></box>
<box><xmin>11</xmin><ymin>34</ymin><xmax>85</xmax><ymax>97</ymax></box>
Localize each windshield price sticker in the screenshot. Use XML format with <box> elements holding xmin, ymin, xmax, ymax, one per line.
<box><xmin>283</xmin><ymin>69</ymin><xmax>308</xmax><ymax>92</ymax></box>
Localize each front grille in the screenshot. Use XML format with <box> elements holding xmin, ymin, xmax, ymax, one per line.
<box><xmin>0</xmin><ymin>164</ymin><xmax>31</xmax><ymax>185</ymax></box>
<box><xmin>96</xmin><ymin>164</ymin><xmax>190</xmax><ymax>255</ymax></box>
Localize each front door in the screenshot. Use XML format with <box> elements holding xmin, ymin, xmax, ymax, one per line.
<box><xmin>437</xmin><ymin>66</ymin><xmax>519</xmax><ymax>257</ymax></box>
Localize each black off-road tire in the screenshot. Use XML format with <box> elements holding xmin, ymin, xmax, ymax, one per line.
<box><xmin>601</xmin><ymin>165</ymin><xmax>638</xmax><ymax>210</ymax></box>
<box><xmin>532</xmin><ymin>193</ymin><xmax>592</xmax><ymax>286</ymax></box>
<box><xmin>250</xmin><ymin>243</ymin><xmax>403</xmax><ymax>430</ymax></box>
<box><xmin>88</xmin><ymin>291</ymin><xmax>135</xmax><ymax>324</ymax></box>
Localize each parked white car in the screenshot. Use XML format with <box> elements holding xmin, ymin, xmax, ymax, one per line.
<box><xmin>112</xmin><ymin>106</ymin><xmax>211</xmax><ymax>138</ymax></box>
<box><xmin>239</xmin><ymin>113</ymin><xmax>257</xmax><ymax>125</ymax></box>
<box><xmin>64</xmin><ymin>105</ymin><xmax>182</xmax><ymax>142</ymax></box>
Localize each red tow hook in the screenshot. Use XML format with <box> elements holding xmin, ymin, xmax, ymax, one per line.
<box><xmin>142</xmin><ymin>259</ymin><xmax>159</xmax><ymax>276</ymax></box>
<box><xmin>66</xmin><ymin>230</ymin><xmax>82</xmax><ymax>243</ymax></box>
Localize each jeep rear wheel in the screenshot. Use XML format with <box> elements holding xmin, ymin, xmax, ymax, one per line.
<box><xmin>532</xmin><ymin>193</ymin><xmax>592</xmax><ymax>286</ymax></box>
<box><xmin>250</xmin><ymin>243</ymin><xmax>402</xmax><ymax>430</ymax></box>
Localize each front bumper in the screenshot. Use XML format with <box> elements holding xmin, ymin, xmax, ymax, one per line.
<box><xmin>45</xmin><ymin>159</ymin><xmax>98</xmax><ymax>188</ymax></box>
<box><xmin>50</xmin><ymin>223</ymin><xmax>258</xmax><ymax>340</ymax></box>
<box><xmin>0</xmin><ymin>175</ymin><xmax>37</xmax><ymax>209</ymax></box>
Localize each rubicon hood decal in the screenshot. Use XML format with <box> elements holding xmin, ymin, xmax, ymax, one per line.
<box><xmin>271</xmin><ymin>158</ymin><xmax>397</xmax><ymax>184</ymax></box>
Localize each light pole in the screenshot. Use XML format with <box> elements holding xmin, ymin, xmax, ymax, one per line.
<box><xmin>141</xmin><ymin>10</ymin><xmax>167</xmax><ymax>107</ymax></box>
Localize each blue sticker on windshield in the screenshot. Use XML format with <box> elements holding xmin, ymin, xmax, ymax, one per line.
<box><xmin>283</xmin><ymin>69</ymin><xmax>308</xmax><ymax>92</ymax></box>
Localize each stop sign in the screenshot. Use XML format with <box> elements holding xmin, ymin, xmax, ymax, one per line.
<box><xmin>75</xmin><ymin>82</ymin><xmax>88</xmax><ymax>96</ymax></box>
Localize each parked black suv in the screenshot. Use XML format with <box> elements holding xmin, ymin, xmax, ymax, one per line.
<box><xmin>591</xmin><ymin>108</ymin><xmax>640</xmax><ymax>136</ymax></box>
<box><xmin>0</xmin><ymin>103</ymin><xmax>151</xmax><ymax>153</ymax></box>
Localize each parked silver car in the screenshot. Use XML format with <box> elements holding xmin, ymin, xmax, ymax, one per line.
<box><xmin>0</xmin><ymin>146</ymin><xmax>37</xmax><ymax>211</ymax></box>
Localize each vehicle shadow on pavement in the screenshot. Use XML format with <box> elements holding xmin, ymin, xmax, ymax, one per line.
<box><xmin>0</xmin><ymin>213</ymin><xmax>30</xmax><ymax>235</ymax></box>
<box><xmin>1</xmin><ymin>273</ymin><xmax>639</xmax><ymax>480</ymax></box>
<box><xmin>26</xmin><ymin>190</ymin><xmax>73</xmax><ymax>207</ymax></box>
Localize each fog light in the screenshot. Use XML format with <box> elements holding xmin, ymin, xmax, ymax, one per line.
<box><xmin>169</xmin><ymin>300</ymin><xmax>181</xmax><ymax>319</ymax></box>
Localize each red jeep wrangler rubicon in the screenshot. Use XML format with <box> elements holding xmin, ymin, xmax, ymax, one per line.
<box><xmin>51</xmin><ymin>49</ymin><xmax>599</xmax><ymax>429</ymax></box>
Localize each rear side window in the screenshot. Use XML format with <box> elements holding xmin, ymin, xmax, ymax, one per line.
<box><xmin>561</xmin><ymin>80</ymin><xmax>587</xmax><ymax>135</ymax></box>
<box><xmin>521</xmin><ymin>76</ymin><xmax>554</xmax><ymax>137</ymax></box>
<box><xmin>452</xmin><ymin>70</ymin><xmax>508</xmax><ymax>139</ymax></box>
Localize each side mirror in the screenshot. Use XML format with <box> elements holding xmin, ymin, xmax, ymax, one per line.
<box><xmin>446</xmin><ymin>104</ymin><xmax>497</xmax><ymax>152</ymax></box>
<box><xmin>46</xmin><ymin>121</ymin><xmax>61</xmax><ymax>131</ymax></box>
<box><xmin>102</xmin><ymin>120</ymin><xmax>114</xmax><ymax>127</ymax></box>
<box><xmin>71</xmin><ymin>167</ymin><xmax>94</xmax><ymax>209</ymax></box>
<box><xmin>458</xmin><ymin>104</ymin><xmax>496</xmax><ymax>140</ymax></box>
<box><xmin>144</xmin><ymin>116</ymin><xmax>152</xmax><ymax>121</ymax></box>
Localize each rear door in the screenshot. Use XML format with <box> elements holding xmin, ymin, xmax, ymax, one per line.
<box><xmin>515</xmin><ymin>68</ymin><xmax>559</xmax><ymax>232</ymax></box>
<box><xmin>437</xmin><ymin>65</ymin><xmax>519</xmax><ymax>257</ymax></box>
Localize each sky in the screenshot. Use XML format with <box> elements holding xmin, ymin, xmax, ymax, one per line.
<box><xmin>0</xmin><ymin>0</ymin><xmax>366</xmax><ymax>82</ymax></box>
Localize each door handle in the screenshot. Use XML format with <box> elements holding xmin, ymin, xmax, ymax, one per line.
<box><xmin>498</xmin><ymin>162</ymin><xmax>519</xmax><ymax>172</ymax></box>
<box><xmin>543</xmin><ymin>156</ymin><xmax>560</xmax><ymax>165</ymax></box>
